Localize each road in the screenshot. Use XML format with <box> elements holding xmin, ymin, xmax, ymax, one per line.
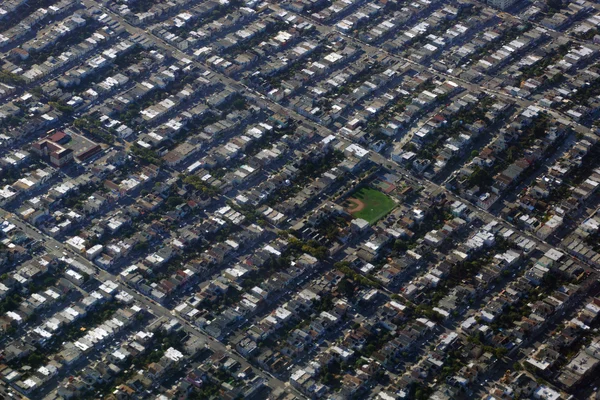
<box><xmin>79</xmin><ymin>0</ymin><xmax>595</xmax><ymax>177</ymax></box>
<box><xmin>5</xmin><ymin>0</ymin><xmax>595</xmax><ymax>396</ymax></box>
<box><xmin>368</xmin><ymin>151</ymin><xmax>600</xmax><ymax>273</ymax></box>
<box><xmin>266</xmin><ymin>3</ymin><xmax>594</xmax><ymax>137</ymax></box>
<box><xmin>490</xmin><ymin>131</ymin><xmax>578</xmax><ymax>212</ymax></box>
<box><xmin>80</xmin><ymin>0</ymin><xmax>337</xmax><ymax>142</ymax></box>
<box><xmin>0</xmin><ymin>208</ymin><xmax>299</xmax><ymax>396</ymax></box>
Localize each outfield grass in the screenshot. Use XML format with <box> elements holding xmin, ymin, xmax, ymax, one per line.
<box><xmin>350</xmin><ymin>187</ymin><xmax>395</xmax><ymax>224</ymax></box>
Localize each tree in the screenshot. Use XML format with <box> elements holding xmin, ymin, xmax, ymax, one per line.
<box><xmin>166</xmin><ymin>196</ymin><xmax>184</xmax><ymax>209</ymax></box>
<box><xmin>232</xmin><ymin>97</ymin><xmax>247</xmax><ymax>110</ymax></box>
<box><xmin>134</xmin><ymin>241</ymin><xmax>149</xmax><ymax>252</ymax></box>
<box><xmin>0</xmin><ymin>71</ymin><xmax>25</xmax><ymax>85</ymax></box>
<box><xmin>317</xmin><ymin>294</ymin><xmax>334</xmax><ymax>312</ymax></box>
<box><xmin>495</xmin><ymin>347</ymin><xmax>508</xmax><ymax>359</ymax></box>
<box><xmin>338</xmin><ymin>278</ymin><xmax>356</xmax><ymax>298</ymax></box>
<box><xmin>131</xmin><ymin>144</ymin><xmax>161</xmax><ymax>165</ymax></box>
<box><xmin>49</xmin><ymin>101</ymin><xmax>74</xmax><ymax>114</ymax></box>
<box><xmin>393</xmin><ymin>239</ymin><xmax>409</xmax><ymax>252</ymax></box>
<box><xmin>468</xmin><ymin>166</ymin><xmax>492</xmax><ymax>188</ymax></box>
<box><xmin>25</xmin><ymin>352</ymin><xmax>45</xmax><ymax>367</ymax></box>
<box><xmin>513</xmin><ymin>362</ymin><xmax>523</xmax><ymax>371</ymax></box>
<box><xmin>182</xmin><ymin>174</ymin><xmax>219</xmax><ymax>196</ymax></box>
<box><xmin>547</xmin><ymin>0</ymin><xmax>563</xmax><ymax>11</ymax></box>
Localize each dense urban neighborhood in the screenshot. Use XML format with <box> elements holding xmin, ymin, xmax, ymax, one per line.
<box><xmin>1</xmin><ymin>0</ymin><xmax>600</xmax><ymax>399</ymax></box>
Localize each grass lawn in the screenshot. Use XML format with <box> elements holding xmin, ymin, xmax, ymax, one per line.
<box><xmin>349</xmin><ymin>187</ymin><xmax>396</xmax><ymax>224</ymax></box>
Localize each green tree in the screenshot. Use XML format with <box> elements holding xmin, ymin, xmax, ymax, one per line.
<box><xmin>337</xmin><ymin>278</ymin><xmax>356</xmax><ymax>298</ymax></box>
<box><xmin>25</xmin><ymin>352</ymin><xmax>45</xmax><ymax>367</ymax></box>
<box><xmin>0</xmin><ymin>71</ymin><xmax>25</xmax><ymax>85</ymax></box>
<box><xmin>166</xmin><ymin>196</ymin><xmax>184</xmax><ymax>209</ymax></box>
<box><xmin>547</xmin><ymin>0</ymin><xmax>563</xmax><ymax>11</ymax></box>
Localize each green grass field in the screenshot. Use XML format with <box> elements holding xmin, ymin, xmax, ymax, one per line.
<box><xmin>349</xmin><ymin>187</ymin><xmax>395</xmax><ymax>224</ymax></box>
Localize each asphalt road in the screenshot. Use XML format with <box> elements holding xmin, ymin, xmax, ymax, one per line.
<box><xmin>5</xmin><ymin>1</ymin><xmax>595</xmax><ymax>397</ymax></box>
<box><xmin>267</xmin><ymin>3</ymin><xmax>593</xmax><ymax>136</ymax></box>
<box><xmin>0</xmin><ymin>208</ymin><xmax>298</xmax><ymax>396</ymax></box>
